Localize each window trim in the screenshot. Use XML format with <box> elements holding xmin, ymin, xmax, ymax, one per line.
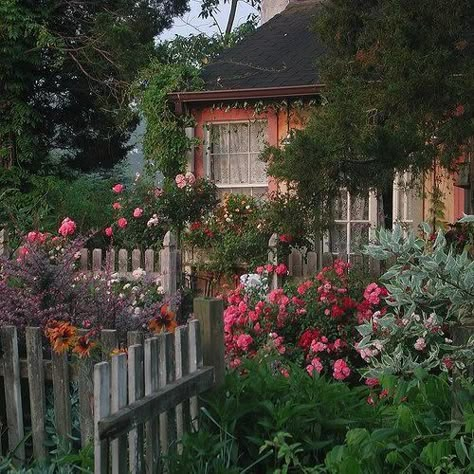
<box><xmin>392</xmin><ymin>171</ymin><xmax>414</xmax><ymax>234</ymax></box>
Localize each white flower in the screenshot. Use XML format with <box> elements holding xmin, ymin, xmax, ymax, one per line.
<box><xmin>134</xmin><ymin>307</ymin><xmax>142</xmax><ymax>316</ymax></box>
<box><xmin>414</xmin><ymin>337</ymin><xmax>426</xmax><ymax>351</ymax></box>
<box><xmin>401</xmin><ymin>318</ymin><xmax>409</xmax><ymax>326</ymax></box>
<box><xmin>225</xmin><ymin>217</ymin><xmax>231</xmax><ymax>223</ymax></box>
<box><xmin>123</xmin><ymin>283</ymin><xmax>131</xmax><ymax>290</ymax></box>
<box><xmin>445</xmin><ymin>338</ymin><xmax>453</xmax><ymax>344</ymax></box>
<box><xmin>413</xmin><ymin>314</ymin><xmax>421</xmax><ymax>322</ymax></box>
<box><xmin>157</xmin><ymin>286</ymin><xmax>165</xmax><ymax>295</ymax></box>
<box><xmin>373</xmin><ymin>340</ymin><xmax>383</xmax><ymax>351</ymax></box>
<box><xmin>132</xmin><ymin>268</ymin><xmax>146</xmax><ymax>280</ymax></box>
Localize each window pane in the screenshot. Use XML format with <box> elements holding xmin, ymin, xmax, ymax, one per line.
<box><xmin>250</xmin><ymin>153</ymin><xmax>267</xmax><ymax>184</ymax></box>
<box><xmin>250</xmin><ymin>121</ymin><xmax>267</xmax><ymax>152</ymax></box>
<box><xmin>330</xmin><ymin>224</ymin><xmax>347</xmax><ymax>254</ymax></box>
<box><xmin>212</xmin><ymin>154</ymin><xmax>229</xmax><ymax>184</ymax></box>
<box><xmin>211</xmin><ymin>125</ymin><xmax>228</xmax><ymax>154</ymax></box>
<box><xmin>350</xmin><ymin>223</ymin><xmax>370</xmax><ymax>252</ymax></box>
<box><xmin>350</xmin><ymin>194</ymin><xmax>369</xmax><ymax>220</ymax></box>
<box><xmin>334</xmin><ymin>191</ymin><xmax>348</xmax><ymax>220</ymax></box>
<box><xmin>230</xmin><ymin>154</ymin><xmax>249</xmax><ymax>184</ymax></box>
<box><xmin>229</xmin><ymin>123</ymin><xmax>249</xmax><ymax>153</ymax></box>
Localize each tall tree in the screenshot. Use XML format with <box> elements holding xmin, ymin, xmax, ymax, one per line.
<box><xmin>0</xmin><ymin>0</ymin><xmax>189</xmax><ymax>172</ymax></box>
<box><xmin>267</xmin><ymin>0</ymin><xmax>474</xmax><ymax>223</ymax></box>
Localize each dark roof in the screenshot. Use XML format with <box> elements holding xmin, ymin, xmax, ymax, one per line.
<box><xmin>201</xmin><ymin>1</ymin><xmax>325</xmax><ymax>91</ymax></box>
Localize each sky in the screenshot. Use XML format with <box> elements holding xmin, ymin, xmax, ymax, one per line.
<box><xmin>160</xmin><ymin>0</ymin><xmax>258</xmax><ymax>40</ymax></box>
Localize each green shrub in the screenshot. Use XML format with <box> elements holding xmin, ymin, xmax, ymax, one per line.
<box><xmin>171</xmin><ymin>363</ymin><xmax>474</xmax><ymax>473</ymax></box>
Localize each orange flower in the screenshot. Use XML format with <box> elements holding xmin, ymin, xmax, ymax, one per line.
<box><xmin>45</xmin><ymin>321</ymin><xmax>77</xmax><ymax>354</ymax></box>
<box><xmin>72</xmin><ymin>336</ymin><xmax>96</xmax><ymax>358</ymax></box>
<box><xmin>149</xmin><ymin>304</ymin><xmax>177</xmax><ymax>334</ymax></box>
<box><xmin>110</xmin><ymin>347</ymin><xmax>128</xmax><ymax>357</ymax></box>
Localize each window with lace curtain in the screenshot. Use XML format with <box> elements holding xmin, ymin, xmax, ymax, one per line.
<box><xmin>206</xmin><ymin>121</ymin><xmax>268</xmax><ymax>197</ymax></box>
<box><xmin>328</xmin><ymin>190</ymin><xmax>378</xmax><ymax>255</ymax></box>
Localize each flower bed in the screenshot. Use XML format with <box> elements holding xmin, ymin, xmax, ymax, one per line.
<box><xmin>223</xmin><ymin>260</ymin><xmax>387</xmax><ymax>381</ymax></box>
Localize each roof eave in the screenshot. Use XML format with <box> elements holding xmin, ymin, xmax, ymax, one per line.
<box><xmin>169</xmin><ymin>84</ymin><xmax>324</xmax><ymax>108</ymax></box>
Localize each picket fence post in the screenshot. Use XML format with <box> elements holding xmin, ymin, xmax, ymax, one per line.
<box><xmin>268</xmin><ymin>233</ymin><xmax>281</xmax><ymax>290</ymax></box>
<box><xmin>161</xmin><ymin>231</ymin><xmax>178</xmax><ymax>305</ymax></box>
<box><xmin>193</xmin><ymin>298</ymin><xmax>225</xmax><ymax>388</ymax></box>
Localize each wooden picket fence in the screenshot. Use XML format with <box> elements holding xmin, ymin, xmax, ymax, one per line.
<box><xmin>0</xmin><ymin>298</ymin><xmax>225</xmax><ymax>472</ymax></box>
<box><xmin>94</xmin><ymin>298</ymin><xmax>224</xmax><ymax>474</ymax></box>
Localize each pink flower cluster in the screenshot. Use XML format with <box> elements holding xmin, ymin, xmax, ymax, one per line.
<box><xmin>255</xmin><ymin>263</ymin><xmax>288</xmax><ymax>277</ymax></box>
<box><xmin>223</xmin><ymin>260</ymin><xmax>388</xmax><ymax>382</ymax></box>
<box><xmin>175</xmin><ymin>172</ymin><xmax>196</xmax><ymax>189</ymax></box>
<box><xmin>58</xmin><ymin>218</ymin><xmax>77</xmax><ymax>237</ymax></box>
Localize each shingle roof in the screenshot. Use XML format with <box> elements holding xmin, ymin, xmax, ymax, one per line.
<box><xmin>201</xmin><ymin>1</ymin><xmax>324</xmax><ymax>91</ymax></box>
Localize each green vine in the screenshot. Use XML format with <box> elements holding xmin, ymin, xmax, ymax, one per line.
<box><xmin>135</xmin><ymin>61</ymin><xmax>203</xmax><ymax>178</ymax></box>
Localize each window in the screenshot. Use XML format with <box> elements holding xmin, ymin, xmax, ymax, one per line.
<box><xmin>328</xmin><ymin>191</ymin><xmax>378</xmax><ymax>255</ymax></box>
<box><xmin>206</xmin><ymin>121</ymin><xmax>268</xmax><ymax>197</ymax></box>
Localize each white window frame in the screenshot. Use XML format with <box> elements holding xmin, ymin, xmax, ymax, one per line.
<box><xmin>324</xmin><ymin>190</ymin><xmax>378</xmax><ymax>255</ymax></box>
<box><xmin>392</xmin><ymin>171</ymin><xmax>414</xmax><ymax>235</ymax></box>
<box><xmin>204</xmin><ymin>120</ymin><xmax>268</xmax><ymax>196</ymax></box>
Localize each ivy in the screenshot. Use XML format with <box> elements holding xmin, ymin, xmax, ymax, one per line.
<box><xmin>135</xmin><ymin>61</ymin><xmax>203</xmax><ymax>178</ymax></box>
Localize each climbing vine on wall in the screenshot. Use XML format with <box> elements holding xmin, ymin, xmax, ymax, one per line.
<box><xmin>135</xmin><ymin>61</ymin><xmax>203</xmax><ymax>178</ymax></box>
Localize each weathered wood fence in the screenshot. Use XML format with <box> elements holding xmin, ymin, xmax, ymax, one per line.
<box><xmin>268</xmin><ymin>233</ymin><xmax>382</xmax><ymax>288</ymax></box>
<box><xmin>0</xmin><ymin>298</ymin><xmax>225</xmax><ymax>472</ymax></box>
<box><xmin>94</xmin><ymin>298</ymin><xmax>224</xmax><ymax>474</ymax></box>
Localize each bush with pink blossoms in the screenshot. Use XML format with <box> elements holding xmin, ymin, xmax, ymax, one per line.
<box><xmin>223</xmin><ymin>259</ymin><xmax>387</xmax><ymax>382</ymax></box>
<box><xmin>104</xmin><ymin>174</ymin><xmax>217</xmax><ymax>249</ymax></box>
<box><xmin>0</xmin><ymin>226</ymin><xmax>182</xmax><ymax>339</ymax></box>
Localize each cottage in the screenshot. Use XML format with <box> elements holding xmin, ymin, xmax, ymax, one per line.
<box><xmin>171</xmin><ymin>0</ymin><xmax>468</xmax><ymax>256</ymax></box>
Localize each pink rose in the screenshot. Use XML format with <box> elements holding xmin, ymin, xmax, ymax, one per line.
<box><xmin>112</xmin><ymin>184</ymin><xmax>124</xmax><ymax>193</ymax></box>
<box><xmin>58</xmin><ymin>217</ymin><xmax>77</xmax><ymax>237</ymax></box>
<box><xmin>365</xmin><ymin>378</ymin><xmax>379</xmax><ymax>387</ymax></box>
<box><xmin>185</xmin><ymin>172</ymin><xmax>196</xmax><ymax>185</ymax></box>
<box><xmin>26</xmin><ymin>231</ymin><xmax>46</xmax><ymax>244</ymax></box>
<box><xmin>236</xmin><ymin>334</ymin><xmax>253</xmax><ymax>352</ymax></box>
<box><xmin>117</xmin><ymin>217</ymin><xmax>128</xmax><ymax>229</ymax></box>
<box><xmin>275</xmin><ymin>263</ymin><xmax>288</xmax><ymax>277</ymax></box>
<box><xmin>154</xmin><ymin>188</ymin><xmax>164</xmax><ymax>197</ymax></box>
<box><xmin>230</xmin><ymin>358</ymin><xmax>241</xmax><ymax>369</ymax></box>
<box><xmin>333</xmin><ymin>359</ymin><xmax>351</xmax><ymax>381</ymax></box>
<box><xmin>175</xmin><ymin>174</ymin><xmax>186</xmax><ymax>189</ymax></box>
<box><xmin>265</xmin><ymin>264</ymin><xmax>274</xmax><ymax>273</ymax></box>
<box><xmin>306</xmin><ymin>357</ymin><xmax>323</xmax><ymax>376</ymax></box>
<box><xmin>256</xmin><ymin>266</ymin><xmax>264</xmax><ymax>274</ymax></box>
<box><xmin>112</xmin><ymin>202</ymin><xmax>122</xmax><ymax>210</ymax></box>
<box><xmin>133</xmin><ymin>208</ymin><xmax>143</xmax><ymax>218</ymax></box>
<box><xmin>17</xmin><ymin>246</ymin><xmax>29</xmax><ymax>260</ymax></box>
<box><xmin>105</xmin><ymin>227</ymin><xmax>113</xmax><ymax>237</ymax></box>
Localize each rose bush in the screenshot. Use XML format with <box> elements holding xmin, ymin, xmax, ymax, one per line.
<box><xmin>223</xmin><ymin>259</ymin><xmax>387</xmax><ymax>382</ymax></box>
<box><xmin>105</xmin><ymin>173</ymin><xmax>217</xmax><ymax>249</ymax></box>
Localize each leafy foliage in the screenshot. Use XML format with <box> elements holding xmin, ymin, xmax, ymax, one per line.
<box><xmin>135</xmin><ymin>61</ymin><xmax>203</xmax><ymax>177</ymax></box>
<box><xmin>358</xmin><ymin>223</ymin><xmax>474</xmax><ymax>378</ymax></box>
<box><xmin>0</xmin><ymin>0</ymin><xmax>190</xmax><ymax>171</ymax></box>
<box><xmin>266</xmin><ymin>0</ymin><xmax>474</xmax><ymax>233</ymax></box>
